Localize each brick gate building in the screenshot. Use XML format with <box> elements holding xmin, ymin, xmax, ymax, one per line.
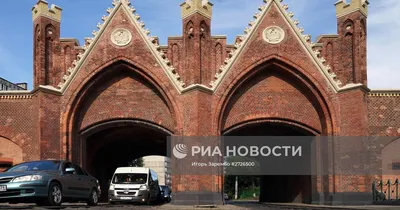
<box><xmin>0</xmin><ymin>0</ymin><xmax>400</xmax><ymax>205</ymax></box>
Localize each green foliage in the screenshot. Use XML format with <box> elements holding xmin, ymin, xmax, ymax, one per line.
<box><xmin>129</xmin><ymin>157</ymin><xmax>144</xmax><ymax>167</ymax></box>
<box><xmin>224</xmin><ymin>175</ymin><xmax>260</xmax><ymax>199</ymax></box>
<box><xmin>239</xmin><ymin>186</ymin><xmax>260</xmax><ymax>199</ymax></box>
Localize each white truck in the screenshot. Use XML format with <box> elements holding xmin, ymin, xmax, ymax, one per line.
<box><xmin>108</xmin><ymin>167</ymin><xmax>161</xmax><ymax>204</ymax></box>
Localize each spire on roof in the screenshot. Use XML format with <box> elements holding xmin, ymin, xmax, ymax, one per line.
<box><xmin>180</xmin><ymin>0</ymin><xmax>213</xmax><ymax>20</ymax></box>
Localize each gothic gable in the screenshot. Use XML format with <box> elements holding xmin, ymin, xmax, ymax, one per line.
<box><xmin>210</xmin><ymin>0</ymin><xmax>363</xmax><ymax>93</ymax></box>
<box><xmin>52</xmin><ymin>0</ymin><xmax>185</xmax><ymax>94</ymax></box>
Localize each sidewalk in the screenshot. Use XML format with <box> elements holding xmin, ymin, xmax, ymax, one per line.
<box><xmin>159</xmin><ymin>204</ymin><xmax>241</xmax><ymax>210</ymax></box>
<box><xmin>261</xmin><ymin>203</ymin><xmax>400</xmax><ymax>210</ymax></box>
<box><xmin>159</xmin><ymin>202</ymin><xmax>400</xmax><ymax>210</ymax></box>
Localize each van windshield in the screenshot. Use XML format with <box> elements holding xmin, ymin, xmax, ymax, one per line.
<box><xmin>112</xmin><ymin>173</ymin><xmax>147</xmax><ymax>184</ymax></box>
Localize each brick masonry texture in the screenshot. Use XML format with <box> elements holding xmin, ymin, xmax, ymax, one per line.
<box><xmin>0</xmin><ymin>0</ymin><xmax>398</xmax><ymax>203</ymax></box>
<box><xmin>0</xmin><ymin>98</ymin><xmax>40</xmax><ymax>161</ymax></box>
<box><xmin>0</xmin><ymin>137</ymin><xmax>23</xmax><ymax>164</ymax></box>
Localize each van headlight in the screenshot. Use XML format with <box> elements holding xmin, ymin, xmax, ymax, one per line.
<box><xmin>12</xmin><ymin>175</ymin><xmax>43</xmax><ymax>182</ymax></box>
<box><xmin>109</xmin><ymin>184</ymin><xmax>115</xmax><ymax>190</ymax></box>
<box><xmin>140</xmin><ymin>185</ymin><xmax>148</xmax><ymax>190</ymax></box>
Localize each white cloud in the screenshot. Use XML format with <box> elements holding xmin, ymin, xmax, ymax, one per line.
<box><xmin>1</xmin><ymin>0</ymin><xmax>397</xmax><ymax>90</ymax></box>
<box><xmin>208</xmin><ymin>0</ymin><xmax>400</xmax><ymax>89</ymax></box>
<box><xmin>367</xmin><ymin>0</ymin><xmax>400</xmax><ymax>89</ymax></box>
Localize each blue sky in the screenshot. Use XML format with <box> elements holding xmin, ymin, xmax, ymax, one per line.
<box><xmin>0</xmin><ymin>0</ymin><xmax>398</xmax><ymax>90</ymax></box>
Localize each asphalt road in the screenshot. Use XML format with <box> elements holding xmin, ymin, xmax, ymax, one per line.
<box><xmin>0</xmin><ymin>201</ymin><xmax>267</xmax><ymax>210</ymax></box>
<box><xmin>3</xmin><ymin>201</ymin><xmax>400</xmax><ymax>210</ymax></box>
<box><xmin>0</xmin><ymin>203</ymin><xmax>162</xmax><ymax>210</ymax></box>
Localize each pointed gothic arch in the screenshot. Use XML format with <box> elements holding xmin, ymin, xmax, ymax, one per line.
<box><xmin>61</xmin><ymin>58</ymin><xmax>180</xmax><ymax>161</ymax></box>
<box><xmin>215</xmin><ymin>56</ymin><xmax>336</xmax><ymax>136</ymax></box>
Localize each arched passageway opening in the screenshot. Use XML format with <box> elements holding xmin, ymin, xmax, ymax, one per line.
<box><xmin>223</xmin><ymin>121</ymin><xmax>316</xmax><ymax>204</ymax></box>
<box><xmin>79</xmin><ymin>121</ymin><xmax>171</xmax><ymax>202</ymax></box>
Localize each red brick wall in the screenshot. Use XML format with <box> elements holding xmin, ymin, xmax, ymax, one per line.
<box><xmin>1</xmin><ymin>0</ymin><xmax>397</xmax><ymax>200</ymax></box>
<box><xmin>77</xmin><ymin>71</ymin><xmax>174</xmax><ymax>131</ymax></box>
<box><xmin>58</xmin><ymin>6</ymin><xmax>182</xmax><ymax>160</ymax></box>
<box><xmin>381</xmin><ymin>138</ymin><xmax>400</xmax><ymax>182</ymax></box>
<box><xmin>38</xmin><ymin>92</ymin><xmax>61</xmax><ymax>159</ymax></box>
<box><xmin>0</xmin><ymin>97</ymin><xmax>39</xmax><ymax>161</ymax></box>
<box><xmin>59</xmin><ymin>40</ymin><xmax>80</xmax><ymax>82</ymax></box>
<box><xmin>33</xmin><ymin>16</ymin><xmax>62</xmax><ymax>88</ymax></box>
<box><xmin>336</xmin><ymin>12</ymin><xmax>367</xmax><ymax>86</ymax></box>
<box><xmin>368</xmin><ymin>95</ymin><xmax>400</xmax><ymax>136</ymax></box>
<box><xmin>222</xmin><ymin>72</ymin><xmax>321</xmax><ymax>132</ymax></box>
<box><xmin>213</xmin><ymin>3</ymin><xmax>338</xmax><ymax>135</ymax></box>
<box><xmin>0</xmin><ymin>137</ymin><xmax>22</xmax><ymax>164</ymax></box>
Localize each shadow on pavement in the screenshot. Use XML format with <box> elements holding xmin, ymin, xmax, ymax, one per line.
<box><xmin>0</xmin><ymin>202</ymin><xmax>167</xmax><ymax>209</ymax></box>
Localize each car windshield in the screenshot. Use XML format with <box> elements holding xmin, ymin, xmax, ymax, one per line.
<box><xmin>112</xmin><ymin>173</ymin><xmax>147</xmax><ymax>184</ymax></box>
<box><xmin>161</xmin><ymin>186</ymin><xmax>169</xmax><ymax>191</ymax></box>
<box><xmin>5</xmin><ymin>161</ymin><xmax>61</xmax><ymax>172</ymax></box>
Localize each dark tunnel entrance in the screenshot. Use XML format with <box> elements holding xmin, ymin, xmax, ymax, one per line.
<box><xmin>223</xmin><ymin>121</ymin><xmax>315</xmax><ymax>204</ymax></box>
<box><xmin>81</xmin><ymin>121</ymin><xmax>170</xmax><ymax>202</ymax></box>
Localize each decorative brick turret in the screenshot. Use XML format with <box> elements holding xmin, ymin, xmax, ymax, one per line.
<box><xmin>180</xmin><ymin>0</ymin><xmax>214</xmax><ymax>85</ymax></box>
<box><xmin>335</xmin><ymin>0</ymin><xmax>369</xmax><ymax>85</ymax></box>
<box><xmin>32</xmin><ymin>0</ymin><xmax>62</xmax><ymax>88</ymax></box>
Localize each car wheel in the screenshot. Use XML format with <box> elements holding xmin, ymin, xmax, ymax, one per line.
<box><xmin>87</xmin><ymin>188</ymin><xmax>98</xmax><ymax>206</ymax></box>
<box><xmin>45</xmin><ymin>182</ymin><xmax>63</xmax><ymax>206</ymax></box>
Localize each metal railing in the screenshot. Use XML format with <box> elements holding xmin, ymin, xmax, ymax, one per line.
<box><xmin>372</xmin><ymin>179</ymin><xmax>400</xmax><ymax>203</ymax></box>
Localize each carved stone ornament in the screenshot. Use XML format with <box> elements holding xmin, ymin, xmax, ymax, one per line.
<box><xmin>111</xmin><ymin>28</ymin><xmax>132</xmax><ymax>46</ymax></box>
<box><xmin>263</xmin><ymin>26</ymin><xmax>285</xmax><ymax>44</ymax></box>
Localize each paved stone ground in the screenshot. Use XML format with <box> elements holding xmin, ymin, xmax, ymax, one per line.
<box><xmin>1</xmin><ymin>201</ymin><xmax>400</xmax><ymax>210</ymax></box>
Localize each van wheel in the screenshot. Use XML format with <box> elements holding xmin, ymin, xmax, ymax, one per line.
<box><xmin>87</xmin><ymin>188</ymin><xmax>98</xmax><ymax>206</ymax></box>
<box><xmin>146</xmin><ymin>194</ymin><xmax>151</xmax><ymax>205</ymax></box>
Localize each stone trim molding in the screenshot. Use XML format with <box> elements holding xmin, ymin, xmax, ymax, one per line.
<box><xmin>369</xmin><ymin>90</ymin><xmax>400</xmax><ymax>97</ymax></box>
<box><xmin>209</xmin><ymin>0</ymin><xmax>355</xmax><ymax>94</ymax></box>
<box><xmin>211</xmin><ymin>35</ymin><xmax>227</xmax><ymax>39</ymax></box>
<box><xmin>315</xmin><ymin>34</ymin><xmax>339</xmax><ymax>43</ymax></box>
<box><xmin>335</xmin><ymin>0</ymin><xmax>369</xmax><ymax>18</ymax></box>
<box><xmin>53</xmin><ymin>0</ymin><xmax>185</xmax><ymax>94</ymax></box>
<box><xmin>0</xmin><ymin>93</ymin><xmax>33</xmax><ymax>100</ymax></box>
<box><xmin>37</xmin><ymin>0</ymin><xmax>366</xmax><ymax>95</ymax></box>
<box><xmin>60</xmin><ymin>38</ymin><xmax>80</xmax><ymax>46</ymax></box>
<box><xmin>180</xmin><ymin>0</ymin><xmax>213</xmax><ymax>20</ymax></box>
<box><xmin>32</xmin><ymin>0</ymin><xmax>62</xmax><ymax>22</ymax></box>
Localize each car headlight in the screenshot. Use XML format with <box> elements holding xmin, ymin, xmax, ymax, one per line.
<box><xmin>109</xmin><ymin>184</ymin><xmax>115</xmax><ymax>190</ymax></box>
<box><xmin>139</xmin><ymin>185</ymin><xmax>148</xmax><ymax>190</ymax></box>
<box><xmin>12</xmin><ymin>175</ymin><xmax>43</xmax><ymax>182</ymax></box>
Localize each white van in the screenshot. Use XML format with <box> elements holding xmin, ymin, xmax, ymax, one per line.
<box><xmin>108</xmin><ymin>167</ymin><xmax>161</xmax><ymax>204</ymax></box>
